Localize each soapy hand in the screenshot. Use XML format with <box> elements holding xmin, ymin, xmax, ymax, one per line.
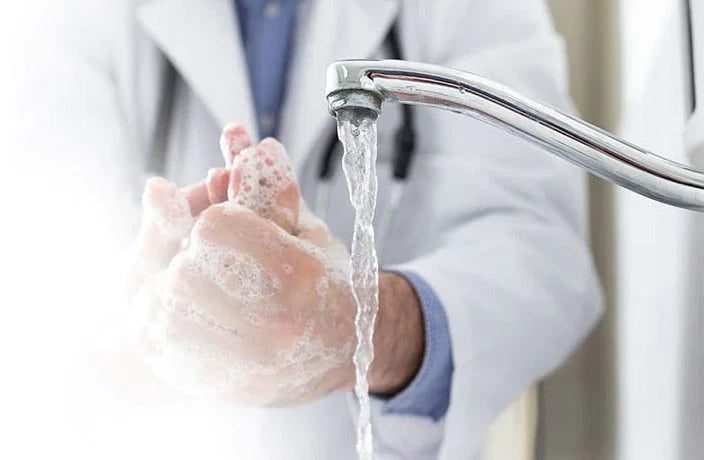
<box><xmin>128</xmin><ymin>125</ymin><xmax>356</xmax><ymax>405</ymax></box>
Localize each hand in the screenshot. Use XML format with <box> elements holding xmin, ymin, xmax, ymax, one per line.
<box><xmin>127</xmin><ymin>125</ymin><xmax>424</xmax><ymax>406</ymax></box>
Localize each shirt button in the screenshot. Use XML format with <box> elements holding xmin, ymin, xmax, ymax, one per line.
<box><xmin>264</xmin><ymin>2</ymin><xmax>281</xmax><ymax>18</ymax></box>
<box><xmin>260</xmin><ymin>114</ymin><xmax>276</xmax><ymax>133</ymax></box>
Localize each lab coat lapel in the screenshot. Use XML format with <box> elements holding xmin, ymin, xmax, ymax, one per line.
<box><xmin>137</xmin><ymin>0</ymin><xmax>257</xmax><ymax>136</ymax></box>
<box><xmin>279</xmin><ymin>0</ymin><xmax>398</xmax><ymax>170</ymax></box>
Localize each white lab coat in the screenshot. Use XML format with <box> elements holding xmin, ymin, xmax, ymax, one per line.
<box><xmin>18</xmin><ymin>0</ymin><xmax>603</xmax><ymax>458</ymax></box>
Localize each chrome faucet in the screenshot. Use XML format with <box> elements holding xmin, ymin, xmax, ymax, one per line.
<box><xmin>325</xmin><ymin>60</ymin><xmax>704</xmax><ymax>211</ymax></box>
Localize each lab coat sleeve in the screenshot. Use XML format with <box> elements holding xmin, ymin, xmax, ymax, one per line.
<box><xmin>373</xmin><ymin>0</ymin><xmax>604</xmax><ymax>458</ymax></box>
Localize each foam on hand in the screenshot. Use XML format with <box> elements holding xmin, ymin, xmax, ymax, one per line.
<box><xmin>137</xmin><ymin>254</ymin><xmax>353</xmax><ymax>404</ymax></box>
<box><xmin>228</xmin><ymin>138</ymin><xmax>300</xmax><ymax>233</ymax></box>
<box><xmin>219</xmin><ymin>123</ymin><xmax>253</xmax><ymax>167</ymax></box>
<box><xmin>141</xmin><ymin>177</ymin><xmax>194</xmax><ymax>239</ymax></box>
<box><xmin>130</xmin><ymin>126</ymin><xmax>356</xmax><ymax>407</ymax></box>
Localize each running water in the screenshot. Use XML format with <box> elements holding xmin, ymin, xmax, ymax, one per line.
<box><xmin>337</xmin><ymin>108</ymin><xmax>379</xmax><ymax>460</ymax></box>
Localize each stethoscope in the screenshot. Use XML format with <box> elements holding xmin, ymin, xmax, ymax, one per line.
<box><xmin>314</xmin><ymin>23</ymin><xmax>417</xmax><ymax>258</ymax></box>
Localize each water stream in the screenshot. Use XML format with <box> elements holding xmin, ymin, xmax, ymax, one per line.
<box><xmin>337</xmin><ymin>109</ymin><xmax>379</xmax><ymax>460</ymax></box>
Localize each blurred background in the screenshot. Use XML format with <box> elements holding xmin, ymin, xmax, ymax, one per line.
<box><xmin>539</xmin><ymin>1</ymin><xmax>702</xmax><ymax>459</ymax></box>
<box><xmin>1</xmin><ymin>1</ymin><xmax>702</xmax><ymax>459</ymax></box>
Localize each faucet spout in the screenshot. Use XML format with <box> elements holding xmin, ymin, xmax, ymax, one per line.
<box><xmin>325</xmin><ymin>59</ymin><xmax>704</xmax><ymax>211</ymax></box>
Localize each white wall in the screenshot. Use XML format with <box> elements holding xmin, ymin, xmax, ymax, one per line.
<box><xmin>615</xmin><ymin>1</ymin><xmax>691</xmax><ymax>458</ymax></box>
<box><xmin>544</xmin><ymin>1</ymin><xmax>697</xmax><ymax>459</ymax></box>
<box><xmin>541</xmin><ymin>2</ymin><xmax>619</xmax><ymax>459</ymax></box>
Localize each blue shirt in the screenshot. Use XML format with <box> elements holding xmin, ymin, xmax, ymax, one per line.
<box><xmin>234</xmin><ymin>0</ymin><xmax>298</xmax><ymax>138</ymax></box>
<box><xmin>234</xmin><ymin>0</ymin><xmax>453</xmax><ymax>420</ymax></box>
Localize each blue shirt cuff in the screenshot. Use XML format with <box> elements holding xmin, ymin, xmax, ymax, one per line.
<box><xmin>376</xmin><ymin>271</ymin><xmax>454</xmax><ymax>421</ymax></box>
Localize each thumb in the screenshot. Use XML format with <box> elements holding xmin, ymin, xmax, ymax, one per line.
<box><xmin>228</xmin><ymin>138</ymin><xmax>300</xmax><ymax>234</ymax></box>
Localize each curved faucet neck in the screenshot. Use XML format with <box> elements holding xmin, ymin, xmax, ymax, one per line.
<box><xmin>326</xmin><ymin>59</ymin><xmax>704</xmax><ymax>211</ymax></box>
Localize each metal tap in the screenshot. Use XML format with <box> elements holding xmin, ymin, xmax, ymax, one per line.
<box><xmin>326</xmin><ymin>60</ymin><xmax>704</xmax><ymax>211</ymax></box>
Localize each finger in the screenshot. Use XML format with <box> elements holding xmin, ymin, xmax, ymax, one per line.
<box><xmin>228</xmin><ymin>138</ymin><xmax>300</xmax><ymax>233</ymax></box>
<box><xmin>181</xmin><ymin>181</ymin><xmax>210</xmax><ymax>217</ymax></box>
<box><xmin>129</xmin><ymin>177</ymin><xmax>194</xmax><ymax>280</ymax></box>
<box><xmin>219</xmin><ymin>123</ymin><xmax>253</xmax><ymax>167</ymax></box>
<box><xmin>156</xmin><ymin>290</ymin><xmax>320</xmax><ymax>406</ymax></box>
<box><xmin>193</xmin><ymin>205</ymin><xmax>290</xmax><ymax>263</ymax></box>
<box><xmin>206</xmin><ymin>167</ymin><xmax>230</xmax><ymax>205</ymax></box>
<box><xmin>129</xmin><ymin>259</ymin><xmax>273</xmax><ymax>399</ymax></box>
<box><xmin>155</xmin><ymin>308</ymin><xmax>293</xmax><ymax>405</ymax></box>
<box><xmin>165</xmin><ymin>251</ymin><xmax>282</xmax><ymax>336</ymax></box>
<box><xmin>296</xmin><ymin>201</ymin><xmax>335</xmax><ymax>248</ymax></box>
<box><xmin>162</xmin><ymin>254</ymin><xmax>301</xmax><ymax>361</ymax></box>
<box><xmin>191</xmin><ymin>206</ymin><xmax>333</xmax><ymax>320</ymax></box>
<box><xmin>179</xmin><ymin>166</ymin><xmax>231</xmax><ymax>217</ymax></box>
<box><xmin>173</xmin><ymin>234</ymin><xmax>324</xmax><ymax>334</ymax></box>
<box><xmin>143</xmin><ymin>309</ymin><xmax>246</xmax><ymax>397</ymax></box>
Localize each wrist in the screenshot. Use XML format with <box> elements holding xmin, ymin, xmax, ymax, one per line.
<box><xmin>368</xmin><ymin>272</ymin><xmax>425</xmax><ymax>395</ymax></box>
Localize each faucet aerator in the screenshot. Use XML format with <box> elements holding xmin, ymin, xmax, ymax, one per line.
<box><xmin>326</xmin><ymin>90</ymin><xmax>382</xmax><ymax>119</ymax></box>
